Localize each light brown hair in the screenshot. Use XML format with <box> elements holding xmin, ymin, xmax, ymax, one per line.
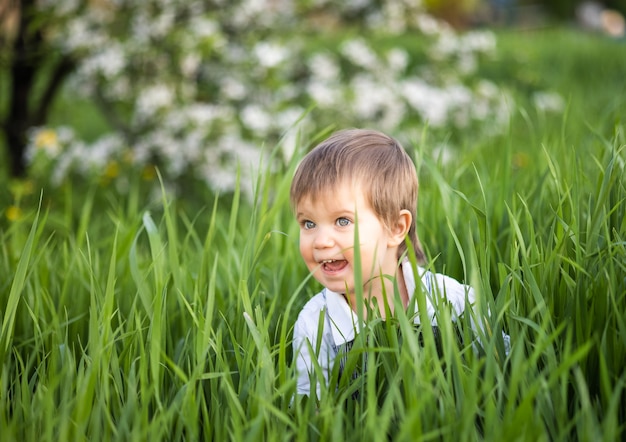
<box><xmin>290</xmin><ymin>128</ymin><xmax>425</xmax><ymax>262</ymax></box>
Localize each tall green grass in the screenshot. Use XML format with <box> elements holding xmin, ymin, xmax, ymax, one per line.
<box><xmin>0</xmin><ymin>159</ymin><xmax>303</xmax><ymax>440</ymax></box>
<box><xmin>1</xmin><ymin>116</ymin><xmax>624</xmax><ymax>440</ymax></box>
<box><xmin>2</xmin><ymin>27</ymin><xmax>626</xmax><ymax>441</ymax></box>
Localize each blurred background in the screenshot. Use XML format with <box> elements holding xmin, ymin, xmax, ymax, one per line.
<box><xmin>1</xmin><ymin>5</ymin><xmax>625</xmax><ymax>438</ymax></box>
<box><xmin>1</xmin><ymin>0</ymin><xmax>625</xmax><ymax>206</ymax></box>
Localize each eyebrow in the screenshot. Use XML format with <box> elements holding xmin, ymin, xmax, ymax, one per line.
<box><xmin>296</xmin><ymin>207</ymin><xmax>356</xmax><ymax>217</ymax></box>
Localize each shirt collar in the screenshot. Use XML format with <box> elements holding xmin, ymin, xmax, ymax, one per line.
<box><xmin>323</xmin><ymin>260</ymin><xmax>419</xmax><ymax>345</ymax></box>
<box><xmin>403</xmin><ymin>259</ymin><xmax>417</xmax><ymax>299</ymax></box>
<box><xmin>323</xmin><ymin>288</ymin><xmax>360</xmax><ymax>345</ymax></box>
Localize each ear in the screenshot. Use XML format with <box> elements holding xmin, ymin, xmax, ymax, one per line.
<box><xmin>388</xmin><ymin>209</ymin><xmax>412</xmax><ymax>248</ymax></box>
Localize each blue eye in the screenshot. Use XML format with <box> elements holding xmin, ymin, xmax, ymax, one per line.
<box><xmin>303</xmin><ymin>220</ymin><xmax>315</xmax><ymax>230</ymax></box>
<box><xmin>336</xmin><ymin>217</ymin><xmax>351</xmax><ymax>227</ymax></box>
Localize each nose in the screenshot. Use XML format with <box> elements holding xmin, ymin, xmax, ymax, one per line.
<box><xmin>313</xmin><ymin>227</ymin><xmax>334</xmax><ymax>249</ymax></box>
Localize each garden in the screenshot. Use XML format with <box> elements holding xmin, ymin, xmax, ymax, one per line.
<box><xmin>1</xmin><ymin>1</ymin><xmax>625</xmax><ymax>440</ymax></box>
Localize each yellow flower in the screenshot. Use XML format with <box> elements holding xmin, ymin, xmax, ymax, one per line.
<box><xmin>123</xmin><ymin>150</ymin><xmax>134</xmax><ymax>164</ymax></box>
<box><xmin>35</xmin><ymin>129</ymin><xmax>60</xmax><ymax>154</ymax></box>
<box><xmin>141</xmin><ymin>165</ymin><xmax>157</xmax><ymax>181</ymax></box>
<box><xmin>6</xmin><ymin>206</ymin><xmax>22</xmax><ymax>222</ymax></box>
<box><xmin>104</xmin><ymin>161</ymin><xmax>120</xmax><ymax>179</ymax></box>
<box><xmin>513</xmin><ymin>152</ymin><xmax>530</xmax><ymax>169</ymax></box>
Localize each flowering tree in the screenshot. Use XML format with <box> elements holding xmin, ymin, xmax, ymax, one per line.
<box><xmin>6</xmin><ymin>0</ymin><xmax>561</xmax><ymax>194</ymax></box>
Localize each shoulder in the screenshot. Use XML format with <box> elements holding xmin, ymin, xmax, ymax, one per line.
<box><xmin>428</xmin><ymin>271</ymin><xmax>474</xmax><ymax>298</ymax></box>
<box><xmin>297</xmin><ymin>290</ymin><xmax>327</xmax><ymax>318</ymax></box>
<box><xmin>294</xmin><ymin>290</ymin><xmax>327</xmax><ymax>337</ymax></box>
<box><xmin>405</xmin><ymin>262</ymin><xmax>475</xmax><ymax>316</ymax></box>
<box><xmin>427</xmin><ymin>269</ymin><xmax>475</xmax><ymax>315</ymax></box>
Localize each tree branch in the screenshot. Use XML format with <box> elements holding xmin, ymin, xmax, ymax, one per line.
<box><xmin>33</xmin><ymin>55</ymin><xmax>76</xmax><ymax>126</ymax></box>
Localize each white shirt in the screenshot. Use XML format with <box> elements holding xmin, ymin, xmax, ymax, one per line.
<box><xmin>292</xmin><ymin>260</ymin><xmax>508</xmax><ymax>396</ymax></box>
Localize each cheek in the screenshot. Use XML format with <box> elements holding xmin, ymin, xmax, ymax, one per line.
<box><xmin>357</xmin><ymin>224</ymin><xmax>386</xmax><ymax>246</ymax></box>
<box><xmin>298</xmin><ymin>234</ymin><xmax>310</xmax><ymax>258</ymax></box>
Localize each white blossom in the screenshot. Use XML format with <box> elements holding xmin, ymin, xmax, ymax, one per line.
<box><xmin>279</xmin><ymin>128</ymin><xmax>299</xmax><ymax>161</ymax></box>
<box><xmin>276</xmin><ymin>107</ymin><xmax>306</xmax><ymax>131</ymax></box>
<box><xmin>79</xmin><ymin>45</ymin><xmax>126</xmax><ymax>78</ymax></box>
<box><xmin>86</xmin><ymin>134</ymin><xmax>125</xmax><ymax>169</ymax></box>
<box><xmin>221</xmin><ymin>77</ymin><xmax>248</xmax><ymax>101</ymax></box>
<box><xmin>457</xmin><ymin>52</ymin><xmax>477</xmax><ymax>75</ymax></box>
<box><xmin>462</xmin><ymin>31</ymin><xmax>497</xmax><ymax>54</ymax></box>
<box><xmin>241</xmin><ymin>105</ymin><xmax>272</xmax><ymax>134</ymax></box>
<box><xmin>254</xmin><ymin>42</ymin><xmax>289</xmax><ymax>68</ymax></box>
<box><xmin>415</xmin><ymin>13</ymin><xmax>442</xmax><ymax>35</ymax></box>
<box><xmin>386</xmin><ymin>48</ymin><xmax>409</xmax><ymax>74</ymax></box>
<box><xmin>307</xmin><ymin>80</ymin><xmax>341</xmax><ymax>107</ymax></box>
<box><xmin>183</xmin><ymin>104</ymin><xmax>222</xmax><ymax>127</ymax></box>
<box><xmin>533</xmin><ymin>91</ymin><xmax>565</xmax><ymax>113</ymax></box>
<box><xmin>61</xmin><ymin>19</ymin><xmax>108</xmax><ymax>52</ymax></box>
<box><xmin>341</xmin><ymin>39</ymin><xmax>379</xmax><ymax>70</ymax></box>
<box><xmin>402</xmin><ymin>79</ymin><xmax>450</xmax><ymax>127</ymax></box>
<box><xmin>309</xmin><ymin>53</ymin><xmax>341</xmax><ymax>81</ymax></box>
<box><xmin>42</xmin><ymin>0</ymin><xmax>80</xmax><ymax>15</ymax></box>
<box><xmin>430</xmin><ymin>29</ymin><xmax>460</xmax><ymax>59</ymax></box>
<box><xmin>181</xmin><ymin>53</ymin><xmax>202</xmax><ymax>78</ymax></box>
<box><xmin>136</xmin><ymin>84</ymin><xmax>175</xmax><ymax>119</ymax></box>
<box><xmin>27</xmin><ymin>0</ymin><xmax>519</xmax><ymax>195</ymax></box>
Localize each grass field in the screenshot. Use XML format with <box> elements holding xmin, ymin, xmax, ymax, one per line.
<box><xmin>1</xmin><ymin>27</ymin><xmax>625</xmax><ymax>440</ymax></box>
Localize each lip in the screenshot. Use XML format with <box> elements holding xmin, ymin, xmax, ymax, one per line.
<box><xmin>317</xmin><ymin>258</ymin><xmax>349</xmax><ymax>275</ymax></box>
<box><xmin>316</xmin><ymin>258</ymin><xmax>344</xmax><ymax>265</ymax></box>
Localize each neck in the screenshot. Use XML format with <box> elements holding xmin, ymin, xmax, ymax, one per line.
<box><xmin>346</xmin><ymin>264</ymin><xmax>408</xmax><ymax>320</ymax></box>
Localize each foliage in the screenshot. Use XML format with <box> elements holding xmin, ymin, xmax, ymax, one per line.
<box><xmin>1</xmin><ymin>112</ymin><xmax>626</xmax><ymax>440</ymax></box>
<box><xmin>18</xmin><ymin>0</ymin><xmax>519</xmax><ymax>195</ymax></box>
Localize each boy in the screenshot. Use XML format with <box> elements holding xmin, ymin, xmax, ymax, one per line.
<box><xmin>290</xmin><ymin>128</ymin><xmax>508</xmax><ymax>397</ymax></box>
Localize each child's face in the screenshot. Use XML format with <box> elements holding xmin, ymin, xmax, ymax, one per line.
<box><xmin>296</xmin><ymin>180</ymin><xmax>404</xmax><ymax>298</ymax></box>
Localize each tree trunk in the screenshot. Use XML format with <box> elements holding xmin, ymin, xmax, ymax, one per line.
<box><xmin>3</xmin><ymin>0</ymin><xmax>74</xmax><ymax>178</ymax></box>
<box><xmin>4</xmin><ymin>0</ymin><xmax>34</xmax><ymax>177</ymax></box>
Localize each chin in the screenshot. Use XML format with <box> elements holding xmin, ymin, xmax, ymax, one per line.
<box><xmin>325</xmin><ymin>282</ymin><xmax>354</xmax><ymax>294</ymax></box>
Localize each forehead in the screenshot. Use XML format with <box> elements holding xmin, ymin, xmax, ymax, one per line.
<box><xmin>296</xmin><ymin>179</ymin><xmax>370</xmax><ymax>212</ymax></box>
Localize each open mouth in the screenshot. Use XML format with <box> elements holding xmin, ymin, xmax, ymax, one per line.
<box><xmin>320</xmin><ymin>259</ymin><xmax>349</xmax><ymax>272</ymax></box>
